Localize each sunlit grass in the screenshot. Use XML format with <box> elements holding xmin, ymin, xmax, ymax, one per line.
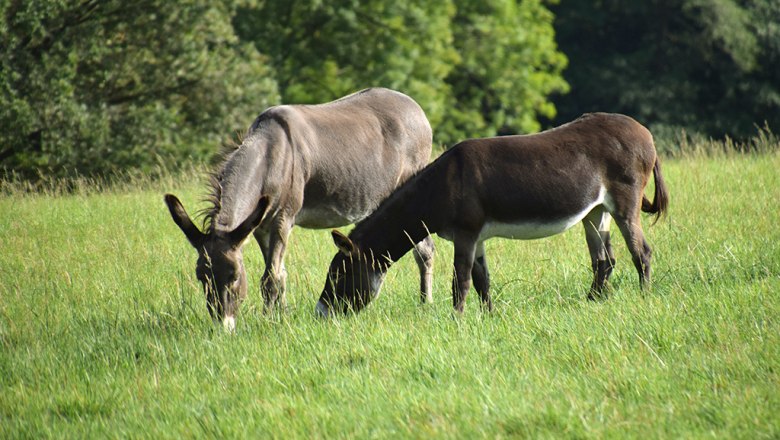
<box><xmin>1</xmin><ymin>152</ymin><xmax>778</xmax><ymax>438</ymax></box>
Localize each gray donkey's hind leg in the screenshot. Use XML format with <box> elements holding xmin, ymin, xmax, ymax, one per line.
<box><xmin>413</xmin><ymin>235</ymin><xmax>435</xmax><ymax>304</ymax></box>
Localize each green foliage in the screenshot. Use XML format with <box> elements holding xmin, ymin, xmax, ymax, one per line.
<box><xmin>551</xmin><ymin>0</ymin><xmax>780</xmax><ymax>140</ymax></box>
<box><xmin>233</xmin><ymin>0</ymin><xmax>567</xmax><ymax>145</ymax></box>
<box><xmin>1</xmin><ymin>154</ymin><xmax>779</xmax><ymax>437</ymax></box>
<box><xmin>2</xmin><ymin>0</ymin><xmax>570</xmax><ymax>178</ymax></box>
<box><xmin>234</xmin><ymin>0</ymin><xmax>458</xmax><ymax>132</ymax></box>
<box><xmin>0</xmin><ymin>0</ymin><xmax>279</xmax><ymax>178</ymax></box>
<box><xmin>5</xmin><ymin>0</ymin><xmax>780</xmax><ymax>179</ymax></box>
<box><xmin>442</xmin><ymin>0</ymin><xmax>569</xmax><ymax>143</ymax></box>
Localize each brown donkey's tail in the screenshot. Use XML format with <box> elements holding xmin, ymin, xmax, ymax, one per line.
<box><xmin>641</xmin><ymin>159</ymin><xmax>669</xmax><ymax>224</ymax></box>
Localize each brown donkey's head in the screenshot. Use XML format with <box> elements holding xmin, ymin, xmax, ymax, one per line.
<box><xmin>316</xmin><ymin>230</ymin><xmax>387</xmax><ymax>318</ymax></box>
<box><xmin>164</xmin><ymin>194</ymin><xmax>269</xmax><ymax>330</ymax></box>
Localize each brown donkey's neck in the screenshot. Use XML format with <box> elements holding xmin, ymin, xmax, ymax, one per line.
<box><xmin>349</xmin><ymin>150</ymin><xmax>455</xmax><ymax>266</ymax></box>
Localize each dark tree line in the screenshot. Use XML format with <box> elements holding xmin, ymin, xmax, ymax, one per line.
<box><xmin>2</xmin><ymin>0</ymin><xmax>777</xmax><ymax>179</ymax></box>
<box><xmin>551</xmin><ymin>0</ymin><xmax>780</xmax><ymax>144</ymax></box>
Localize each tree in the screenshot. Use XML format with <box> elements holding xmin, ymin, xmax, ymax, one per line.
<box><xmin>1</xmin><ymin>0</ymin><xmax>279</xmax><ymax>178</ymax></box>
<box><xmin>2</xmin><ymin>0</ymin><xmax>572</xmax><ymax>179</ymax></box>
<box><xmin>233</xmin><ymin>0</ymin><xmax>458</xmax><ymax>133</ymax></box>
<box><xmin>442</xmin><ymin>0</ymin><xmax>569</xmax><ymax>144</ymax></box>
<box><xmin>551</xmin><ymin>0</ymin><xmax>780</xmax><ymax>141</ymax></box>
<box><xmin>234</xmin><ymin>0</ymin><xmax>568</xmax><ymax>146</ymax></box>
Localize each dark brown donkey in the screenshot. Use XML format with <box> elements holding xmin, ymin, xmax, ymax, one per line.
<box><xmin>165</xmin><ymin>88</ymin><xmax>435</xmax><ymax>330</ymax></box>
<box><xmin>316</xmin><ymin>113</ymin><xmax>669</xmax><ymax>316</ymax></box>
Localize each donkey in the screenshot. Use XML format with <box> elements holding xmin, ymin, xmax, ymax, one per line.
<box><xmin>316</xmin><ymin>112</ymin><xmax>669</xmax><ymax>316</ymax></box>
<box><xmin>165</xmin><ymin>88</ymin><xmax>436</xmax><ymax>330</ymax></box>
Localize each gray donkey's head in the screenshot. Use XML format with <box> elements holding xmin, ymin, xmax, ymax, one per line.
<box><xmin>164</xmin><ymin>194</ymin><xmax>269</xmax><ymax>331</ymax></box>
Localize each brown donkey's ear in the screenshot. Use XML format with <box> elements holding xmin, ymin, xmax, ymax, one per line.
<box><xmin>331</xmin><ymin>230</ymin><xmax>358</xmax><ymax>257</ymax></box>
<box><xmin>229</xmin><ymin>195</ymin><xmax>270</xmax><ymax>246</ymax></box>
<box><xmin>164</xmin><ymin>194</ymin><xmax>206</xmax><ymax>249</ymax></box>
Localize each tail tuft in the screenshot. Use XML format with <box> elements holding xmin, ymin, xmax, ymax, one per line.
<box><xmin>641</xmin><ymin>159</ymin><xmax>669</xmax><ymax>224</ymax></box>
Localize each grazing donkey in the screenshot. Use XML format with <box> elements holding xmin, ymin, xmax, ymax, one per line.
<box><xmin>165</xmin><ymin>88</ymin><xmax>435</xmax><ymax>330</ymax></box>
<box><xmin>316</xmin><ymin>112</ymin><xmax>669</xmax><ymax>316</ymax></box>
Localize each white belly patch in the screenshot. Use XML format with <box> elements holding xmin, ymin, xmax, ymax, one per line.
<box><xmin>478</xmin><ymin>186</ymin><xmax>606</xmax><ymax>241</ymax></box>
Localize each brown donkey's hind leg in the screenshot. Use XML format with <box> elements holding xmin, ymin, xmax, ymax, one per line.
<box><xmin>613</xmin><ymin>209</ymin><xmax>653</xmax><ymax>291</ymax></box>
<box><xmin>582</xmin><ymin>206</ymin><xmax>616</xmax><ymax>300</ymax></box>
<box><xmin>412</xmin><ymin>235</ymin><xmax>435</xmax><ymax>304</ymax></box>
<box><xmin>451</xmin><ymin>232</ymin><xmax>478</xmax><ymax>313</ymax></box>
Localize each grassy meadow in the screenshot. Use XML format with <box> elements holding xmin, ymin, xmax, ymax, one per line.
<box><xmin>1</xmin><ymin>151</ymin><xmax>778</xmax><ymax>438</ymax></box>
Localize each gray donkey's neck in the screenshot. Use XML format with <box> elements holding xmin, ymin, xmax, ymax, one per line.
<box><xmin>211</xmin><ymin>136</ymin><xmax>269</xmax><ymax>234</ymax></box>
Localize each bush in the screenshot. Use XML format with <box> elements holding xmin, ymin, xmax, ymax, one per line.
<box><xmin>0</xmin><ymin>1</ymin><xmax>279</xmax><ymax>179</ymax></box>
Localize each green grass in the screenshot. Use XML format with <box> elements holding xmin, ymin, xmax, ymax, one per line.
<box><xmin>1</xmin><ymin>153</ymin><xmax>778</xmax><ymax>438</ymax></box>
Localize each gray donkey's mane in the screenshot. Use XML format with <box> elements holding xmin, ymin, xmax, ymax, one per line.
<box><xmin>198</xmin><ymin>134</ymin><xmax>245</xmax><ymax>234</ymax></box>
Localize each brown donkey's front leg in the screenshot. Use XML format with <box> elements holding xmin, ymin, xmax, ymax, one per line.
<box><xmin>471</xmin><ymin>242</ymin><xmax>493</xmax><ymax>311</ymax></box>
<box><xmin>452</xmin><ymin>234</ymin><xmax>478</xmax><ymax>313</ymax></box>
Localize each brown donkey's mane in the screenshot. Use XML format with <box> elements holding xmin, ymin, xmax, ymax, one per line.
<box><xmin>348</xmin><ymin>147</ymin><xmax>456</xmax><ymax>261</ymax></box>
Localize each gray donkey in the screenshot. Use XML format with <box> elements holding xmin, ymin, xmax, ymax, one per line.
<box><xmin>165</xmin><ymin>88</ymin><xmax>435</xmax><ymax>330</ymax></box>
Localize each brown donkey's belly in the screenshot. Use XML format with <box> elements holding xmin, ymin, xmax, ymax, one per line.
<box><xmin>476</xmin><ymin>185</ymin><xmax>607</xmax><ymax>241</ymax></box>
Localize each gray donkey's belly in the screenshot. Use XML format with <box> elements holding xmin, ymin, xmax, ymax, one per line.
<box><xmin>295</xmin><ymin>204</ymin><xmax>370</xmax><ymax>229</ymax></box>
<box><xmin>295</xmin><ymin>178</ymin><xmax>396</xmax><ymax>229</ymax></box>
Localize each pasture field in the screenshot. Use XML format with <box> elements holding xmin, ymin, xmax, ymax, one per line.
<box><xmin>1</xmin><ymin>152</ymin><xmax>778</xmax><ymax>438</ymax></box>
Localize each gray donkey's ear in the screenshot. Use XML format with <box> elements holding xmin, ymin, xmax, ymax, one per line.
<box><xmin>229</xmin><ymin>195</ymin><xmax>270</xmax><ymax>246</ymax></box>
<box><xmin>164</xmin><ymin>194</ymin><xmax>206</xmax><ymax>249</ymax></box>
